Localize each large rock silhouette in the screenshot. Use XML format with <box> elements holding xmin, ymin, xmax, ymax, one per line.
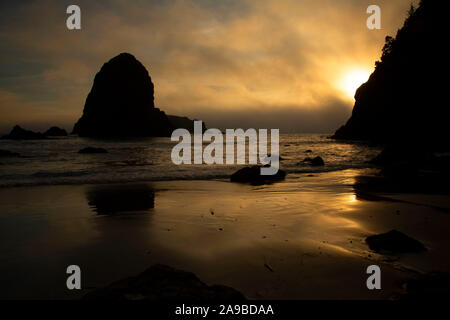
<box><xmin>332</xmin><ymin>0</ymin><xmax>448</xmax><ymax>150</ymax></box>
<box><xmin>73</xmin><ymin>53</ymin><xmax>173</xmax><ymax>137</ymax></box>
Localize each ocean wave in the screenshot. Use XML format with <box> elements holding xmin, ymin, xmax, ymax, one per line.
<box><xmin>0</xmin><ymin>133</ymin><xmax>381</xmax><ymax>188</ymax></box>
<box><xmin>0</xmin><ymin>164</ymin><xmax>375</xmax><ymax>188</ymax></box>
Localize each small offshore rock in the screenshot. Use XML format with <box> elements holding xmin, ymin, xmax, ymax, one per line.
<box><xmin>301</xmin><ymin>156</ymin><xmax>325</xmax><ymax>166</ymax></box>
<box><xmin>44</xmin><ymin>126</ymin><xmax>68</xmax><ymax>136</ymax></box>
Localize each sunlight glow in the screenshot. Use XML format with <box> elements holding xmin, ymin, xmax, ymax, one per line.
<box><xmin>341</xmin><ymin>70</ymin><xmax>370</xmax><ymax>99</ymax></box>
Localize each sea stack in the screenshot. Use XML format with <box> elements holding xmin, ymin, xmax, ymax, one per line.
<box><xmin>72</xmin><ymin>53</ymin><xmax>173</xmax><ymax>137</ymax></box>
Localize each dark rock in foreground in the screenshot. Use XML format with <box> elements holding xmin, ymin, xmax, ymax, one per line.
<box><xmin>167</xmin><ymin>115</ymin><xmax>207</xmax><ymax>133</ymax></box>
<box><xmin>369</xmin><ymin>144</ymin><xmax>450</xmax><ymax>186</ymax></box>
<box><xmin>78</xmin><ymin>147</ymin><xmax>108</xmax><ymax>154</ymax></box>
<box><xmin>72</xmin><ymin>53</ymin><xmax>173</xmax><ymax>138</ymax></box>
<box><xmin>83</xmin><ymin>264</ymin><xmax>246</xmax><ymax>301</ymax></box>
<box><xmin>1</xmin><ymin>125</ymin><xmax>46</xmax><ymax>140</ymax></box>
<box><xmin>0</xmin><ymin>149</ymin><xmax>20</xmax><ymax>157</ymax></box>
<box><xmin>396</xmin><ymin>272</ymin><xmax>450</xmax><ymax>300</ymax></box>
<box><xmin>44</xmin><ymin>126</ymin><xmax>67</xmax><ymax>136</ymax></box>
<box><xmin>302</xmin><ymin>156</ymin><xmax>325</xmax><ymax>166</ymax></box>
<box><xmin>230</xmin><ymin>165</ymin><xmax>286</xmax><ymax>184</ymax></box>
<box><xmin>366</xmin><ymin>230</ymin><xmax>426</xmax><ymax>254</ymax></box>
<box><xmin>354</xmin><ymin>169</ymin><xmax>450</xmax><ymax>195</ymax></box>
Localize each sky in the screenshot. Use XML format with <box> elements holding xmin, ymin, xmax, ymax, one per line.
<box><xmin>0</xmin><ymin>0</ymin><xmax>417</xmax><ymax>133</ymax></box>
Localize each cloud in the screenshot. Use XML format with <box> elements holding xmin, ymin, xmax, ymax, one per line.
<box><xmin>0</xmin><ymin>0</ymin><xmax>417</xmax><ymax>132</ymax></box>
<box><xmin>0</xmin><ymin>89</ymin><xmax>75</xmax><ymax>132</ymax></box>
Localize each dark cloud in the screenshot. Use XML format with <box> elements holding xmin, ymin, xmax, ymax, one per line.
<box><xmin>188</xmin><ymin>99</ymin><xmax>352</xmax><ymax>133</ymax></box>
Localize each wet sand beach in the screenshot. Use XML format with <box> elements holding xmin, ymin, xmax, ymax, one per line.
<box><xmin>1</xmin><ymin>169</ymin><xmax>449</xmax><ymax>300</ymax></box>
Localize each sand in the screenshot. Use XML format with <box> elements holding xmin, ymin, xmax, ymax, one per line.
<box><xmin>1</xmin><ymin>168</ymin><xmax>450</xmax><ymax>300</ymax></box>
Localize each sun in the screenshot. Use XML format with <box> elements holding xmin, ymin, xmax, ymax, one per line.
<box><xmin>340</xmin><ymin>70</ymin><xmax>371</xmax><ymax>99</ymax></box>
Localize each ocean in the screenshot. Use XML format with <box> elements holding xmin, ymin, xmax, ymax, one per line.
<box><xmin>0</xmin><ymin>133</ymin><xmax>382</xmax><ymax>188</ymax></box>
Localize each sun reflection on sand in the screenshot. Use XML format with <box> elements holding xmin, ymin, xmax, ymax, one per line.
<box><xmin>347</xmin><ymin>193</ymin><xmax>357</xmax><ymax>203</ymax></box>
<box><xmin>148</xmin><ymin>177</ymin><xmax>369</xmax><ymax>264</ymax></box>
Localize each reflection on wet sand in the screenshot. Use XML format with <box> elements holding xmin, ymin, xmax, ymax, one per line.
<box><xmin>1</xmin><ymin>169</ymin><xmax>450</xmax><ymax>299</ymax></box>
<box><xmin>86</xmin><ymin>184</ymin><xmax>155</xmax><ymax>215</ymax></box>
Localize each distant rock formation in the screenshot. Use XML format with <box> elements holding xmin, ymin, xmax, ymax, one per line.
<box><xmin>1</xmin><ymin>125</ymin><xmax>68</xmax><ymax>140</ymax></box>
<box><xmin>332</xmin><ymin>0</ymin><xmax>448</xmax><ymax>150</ymax></box>
<box><xmin>167</xmin><ymin>115</ymin><xmax>207</xmax><ymax>133</ymax></box>
<box><xmin>44</xmin><ymin>126</ymin><xmax>67</xmax><ymax>137</ymax></box>
<box><xmin>72</xmin><ymin>53</ymin><xmax>173</xmax><ymax>137</ymax></box>
<box><xmin>83</xmin><ymin>264</ymin><xmax>246</xmax><ymax>300</ymax></box>
<box><xmin>1</xmin><ymin>125</ymin><xmax>46</xmax><ymax>140</ymax></box>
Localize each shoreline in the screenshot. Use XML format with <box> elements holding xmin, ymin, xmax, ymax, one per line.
<box><xmin>0</xmin><ymin>166</ymin><xmax>376</xmax><ymax>189</ymax></box>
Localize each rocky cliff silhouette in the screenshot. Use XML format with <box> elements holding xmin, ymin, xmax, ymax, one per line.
<box><xmin>73</xmin><ymin>53</ymin><xmax>173</xmax><ymax>137</ymax></box>
<box><xmin>333</xmin><ymin>0</ymin><xmax>448</xmax><ymax>150</ymax></box>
